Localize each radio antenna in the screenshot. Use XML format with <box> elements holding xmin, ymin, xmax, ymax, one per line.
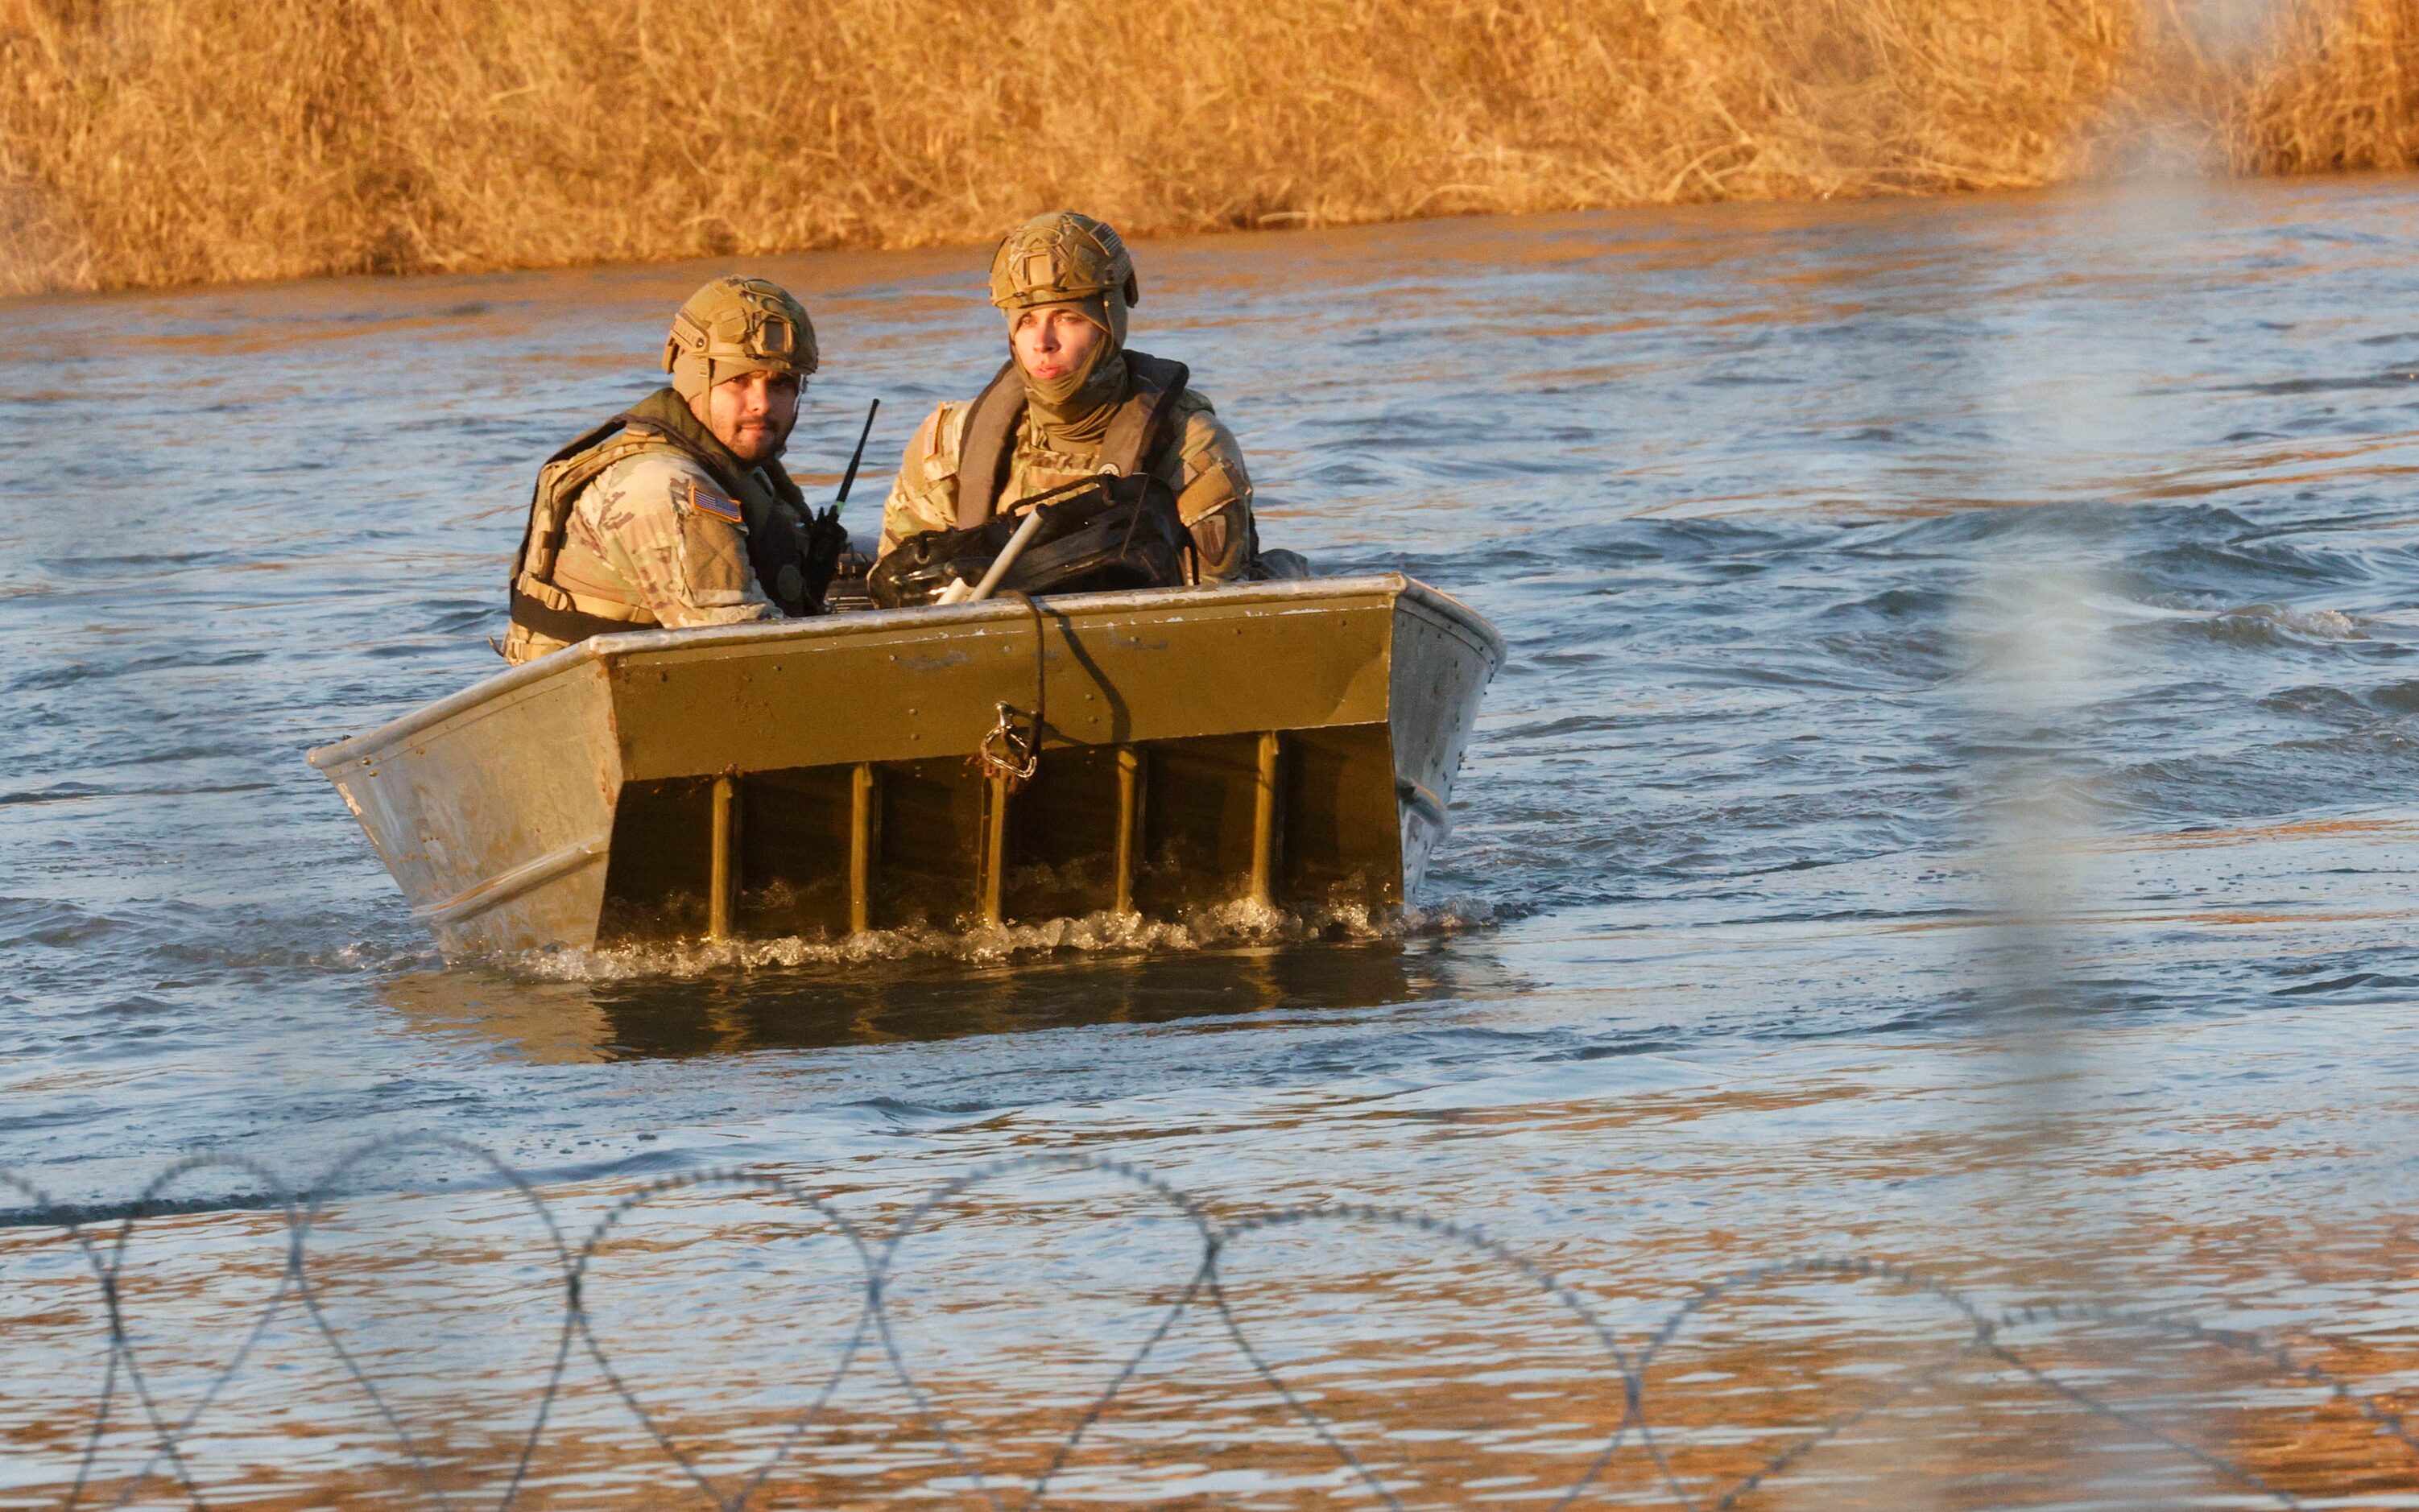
<box><xmin>833</xmin><ymin>398</ymin><xmax>880</xmax><ymax>513</ymax></box>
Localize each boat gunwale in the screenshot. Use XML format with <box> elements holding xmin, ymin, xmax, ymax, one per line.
<box><xmin>305</xmin><ymin>573</ymin><xmax>1503</xmax><ymax>770</ymax></box>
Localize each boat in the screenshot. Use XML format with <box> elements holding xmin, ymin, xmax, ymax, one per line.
<box><xmin>307</xmin><ymin>574</ymin><xmax>1503</xmax><ymax>959</ymax></box>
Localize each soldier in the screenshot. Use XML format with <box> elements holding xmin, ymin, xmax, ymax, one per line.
<box><xmin>879</xmin><ymin>211</ymin><xmax>1301</xmax><ymax>584</ymax></box>
<box><xmin>500</xmin><ymin>275</ymin><xmax>843</xmax><ymax>664</ymax></box>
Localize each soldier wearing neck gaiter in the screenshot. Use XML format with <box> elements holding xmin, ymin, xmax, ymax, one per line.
<box><xmin>879</xmin><ymin>211</ymin><xmax>1297</xmax><ymax>584</ymax></box>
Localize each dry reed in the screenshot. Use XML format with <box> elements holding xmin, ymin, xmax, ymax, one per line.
<box><xmin>0</xmin><ymin>0</ymin><xmax>2413</xmax><ymax>295</ymax></box>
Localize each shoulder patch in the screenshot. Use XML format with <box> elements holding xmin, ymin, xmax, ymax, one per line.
<box><xmin>685</xmin><ymin>477</ymin><xmax>743</xmax><ymax>524</ymax></box>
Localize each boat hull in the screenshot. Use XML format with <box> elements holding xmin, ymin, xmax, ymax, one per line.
<box><xmin>308</xmin><ymin>575</ymin><xmax>1502</xmax><ymax>958</ymax></box>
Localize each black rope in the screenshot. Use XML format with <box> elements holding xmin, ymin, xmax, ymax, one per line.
<box><xmin>1002</xmin><ymin>589</ymin><xmax>1048</xmax><ymax>778</ymax></box>
<box><xmin>970</xmin><ymin>592</ymin><xmax>1048</xmax><ymax>793</ymax></box>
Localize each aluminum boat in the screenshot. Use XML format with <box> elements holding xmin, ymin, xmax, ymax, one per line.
<box><xmin>308</xmin><ymin>574</ymin><xmax>1503</xmax><ymax>958</ymax></box>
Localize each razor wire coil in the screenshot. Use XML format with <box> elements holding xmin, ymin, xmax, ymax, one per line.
<box><xmin>0</xmin><ymin>1140</ymin><xmax>2412</xmax><ymax>1510</ymax></box>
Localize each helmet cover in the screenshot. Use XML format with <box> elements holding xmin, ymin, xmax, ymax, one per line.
<box><xmin>989</xmin><ymin>212</ymin><xmax>1140</xmax><ymax>323</ymax></box>
<box><xmin>664</xmin><ymin>276</ymin><xmax>820</xmax><ymax>400</ymax></box>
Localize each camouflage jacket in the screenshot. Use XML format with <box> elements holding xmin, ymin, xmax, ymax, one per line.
<box><xmin>499</xmin><ymin>448</ymin><xmax>770</xmax><ymax>665</ymax></box>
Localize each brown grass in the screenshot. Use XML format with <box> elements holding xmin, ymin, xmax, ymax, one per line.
<box><xmin>1</xmin><ymin>0</ymin><xmax>2414</xmax><ymax>295</ymax></box>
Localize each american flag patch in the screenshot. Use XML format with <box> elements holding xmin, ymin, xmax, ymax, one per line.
<box><xmin>686</xmin><ymin>478</ymin><xmax>742</xmax><ymax>523</ymax></box>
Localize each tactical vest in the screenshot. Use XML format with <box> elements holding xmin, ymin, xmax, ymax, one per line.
<box><xmin>954</xmin><ymin>350</ymin><xmax>1191</xmax><ymax>526</ymax></box>
<box><xmin>507</xmin><ymin>387</ymin><xmax>818</xmax><ymax>647</ymax></box>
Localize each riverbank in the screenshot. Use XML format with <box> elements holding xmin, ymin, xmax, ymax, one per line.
<box><xmin>2</xmin><ymin>0</ymin><xmax>2414</xmax><ymax>296</ymax></box>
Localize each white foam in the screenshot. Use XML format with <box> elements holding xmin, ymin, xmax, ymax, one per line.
<box><xmin>511</xmin><ymin>897</ymin><xmax>1499</xmax><ymax>981</ymax></box>
<box><xmin>2215</xmin><ymin>602</ymin><xmax>2367</xmax><ymax>641</ymax></box>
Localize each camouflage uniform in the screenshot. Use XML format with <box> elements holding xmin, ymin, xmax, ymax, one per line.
<box><xmin>499</xmin><ymin>450</ymin><xmax>772</xmax><ymax>665</ymax></box>
<box><xmin>879</xmin><ymin>391</ymin><xmax>1259</xmax><ymax>580</ymax></box>
<box><xmin>502</xmin><ymin>276</ymin><xmax>820</xmax><ymax>666</ymax></box>
<box><xmin>877</xmin><ymin>210</ymin><xmax>1271</xmax><ymax>585</ymax></box>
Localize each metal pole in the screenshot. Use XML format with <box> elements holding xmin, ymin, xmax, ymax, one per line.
<box><xmin>966</xmin><ymin>510</ymin><xmax>1047</xmax><ymax>602</ymax></box>
<box><xmin>709</xmin><ymin>773</ymin><xmax>739</xmax><ymax>940</ymax></box>
<box><xmin>1249</xmin><ymin>731</ymin><xmax>1280</xmax><ymax>907</ymax></box>
<box><xmin>848</xmin><ymin>762</ymin><xmax>876</xmax><ymax>935</ymax></box>
<box><xmin>1113</xmin><ymin>745</ymin><xmax>1143</xmax><ymax>915</ymax></box>
<box><xmin>979</xmin><ymin>772</ymin><xmax>1011</xmax><ymax>927</ymax></box>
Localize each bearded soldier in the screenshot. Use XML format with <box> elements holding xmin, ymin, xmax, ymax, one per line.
<box><xmin>500</xmin><ymin>276</ymin><xmax>843</xmax><ymax>664</ymax></box>
<box><xmin>879</xmin><ymin>211</ymin><xmax>1299</xmax><ymax>584</ymax></box>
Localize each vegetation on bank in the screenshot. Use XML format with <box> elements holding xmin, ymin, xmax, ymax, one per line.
<box><xmin>2</xmin><ymin>0</ymin><xmax>2415</xmax><ymax>295</ymax></box>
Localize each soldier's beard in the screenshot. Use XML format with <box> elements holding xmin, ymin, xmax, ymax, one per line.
<box><xmin>695</xmin><ymin>385</ymin><xmax>795</xmax><ymax>465</ymax></box>
<box><xmin>723</xmin><ymin>416</ymin><xmax>790</xmax><ymax>465</ymax></box>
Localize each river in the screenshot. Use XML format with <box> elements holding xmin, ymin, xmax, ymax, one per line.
<box><xmin>4</xmin><ymin>176</ymin><xmax>2417</xmax><ymax>1506</ymax></box>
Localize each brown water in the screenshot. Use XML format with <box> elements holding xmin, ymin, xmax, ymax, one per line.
<box><xmin>5</xmin><ymin>177</ymin><xmax>2419</xmax><ymax>1506</ymax></box>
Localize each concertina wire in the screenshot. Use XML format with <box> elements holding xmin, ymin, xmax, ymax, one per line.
<box><xmin>0</xmin><ymin>1136</ymin><xmax>2411</xmax><ymax>1510</ymax></box>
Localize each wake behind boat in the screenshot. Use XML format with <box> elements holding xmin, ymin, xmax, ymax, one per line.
<box><xmin>309</xmin><ymin>574</ymin><xmax>1502</xmax><ymax>959</ymax></box>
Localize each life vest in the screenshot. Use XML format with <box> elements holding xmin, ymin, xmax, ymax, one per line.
<box><xmin>953</xmin><ymin>351</ymin><xmax>1192</xmax><ymax>527</ymax></box>
<box><xmin>507</xmin><ymin>387</ymin><xmax>821</xmax><ymax>647</ymax></box>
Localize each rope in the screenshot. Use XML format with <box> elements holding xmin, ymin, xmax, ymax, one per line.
<box><xmin>969</xmin><ymin>591</ymin><xmax>1048</xmax><ymax>792</ymax></box>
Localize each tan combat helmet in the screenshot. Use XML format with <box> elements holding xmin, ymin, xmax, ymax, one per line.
<box><xmin>664</xmin><ymin>276</ymin><xmax>819</xmax><ymax>400</ymax></box>
<box><xmin>988</xmin><ymin>212</ymin><xmax>1138</xmax><ymax>346</ymax></box>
